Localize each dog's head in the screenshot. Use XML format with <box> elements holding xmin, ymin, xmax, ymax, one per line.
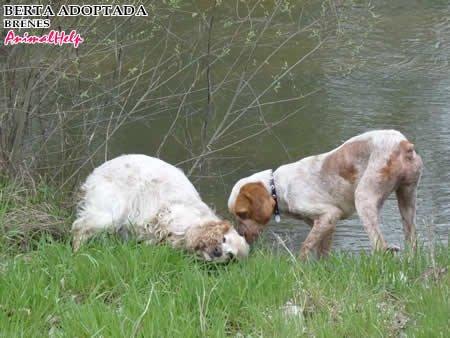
<box><xmin>186</xmin><ymin>221</ymin><xmax>249</xmax><ymax>262</ymax></box>
<box><xmin>228</xmin><ymin>179</ymin><xmax>275</xmax><ymax>244</ymax></box>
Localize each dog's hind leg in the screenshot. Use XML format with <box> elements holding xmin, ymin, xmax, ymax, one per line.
<box><xmin>72</xmin><ymin>225</ymin><xmax>96</xmax><ymax>252</ymax></box>
<box><xmin>396</xmin><ymin>183</ymin><xmax>419</xmax><ymax>249</ymax></box>
<box><xmin>396</xmin><ymin>148</ymin><xmax>422</xmax><ymax>250</ymax></box>
<box><xmin>356</xmin><ymin>142</ymin><xmax>422</xmax><ymax>253</ymax></box>
<box><xmin>71</xmin><ymin>213</ymin><xmax>115</xmax><ymax>252</ymax></box>
<box><xmin>355</xmin><ymin>173</ymin><xmax>397</xmax><ymax>252</ymax></box>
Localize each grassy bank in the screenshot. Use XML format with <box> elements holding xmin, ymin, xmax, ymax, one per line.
<box><xmin>0</xmin><ymin>181</ymin><xmax>448</xmax><ymax>337</ymax></box>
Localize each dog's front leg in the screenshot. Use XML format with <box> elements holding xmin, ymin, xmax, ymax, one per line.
<box><xmin>300</xmin><ymin>211</ymin><xmax>339</xmax><ymax>260</ymax></box>
<box><xmin>317</xmin><ymin>230</ymin><xmax>335</xmax><ymax>258</ymax></box>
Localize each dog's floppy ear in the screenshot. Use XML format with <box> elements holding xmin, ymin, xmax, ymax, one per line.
<box><xmin>234</xmin><ymin>190</ymin><xmax>250</xmax><ymax>220</ymax></box>
<box><xmin>234</xmin><ymin>182</ymin><xmax>274</xmax><ymax>225</ymax></box>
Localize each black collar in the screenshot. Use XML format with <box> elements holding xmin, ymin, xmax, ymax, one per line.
<box><xmin>269</xmin><ymin>171</ymin><xmax>281</xmax><ymax>223</ymax></box>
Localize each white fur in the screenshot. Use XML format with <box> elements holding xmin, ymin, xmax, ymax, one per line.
<box><xmin>73</xmin><ymin>155</ymin><xmax>249</xmax><ymax>261</ymax></box>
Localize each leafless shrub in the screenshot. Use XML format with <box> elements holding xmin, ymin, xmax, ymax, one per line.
<box><xmin>0</xmin><ymin>0</ymin><xmax>342</xmax><ymax>189</ymax></box>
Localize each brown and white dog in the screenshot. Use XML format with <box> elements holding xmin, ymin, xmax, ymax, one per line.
<box><xmin>228</xmin><ymin>130</ymin><xmax>423</xmax><ymax>258</ymax></box>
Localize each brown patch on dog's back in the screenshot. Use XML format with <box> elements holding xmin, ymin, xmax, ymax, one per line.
<box><xmin>322</xmin><ymin>140</ymin><xmax>371</xmax><ymax>184</ymax></box>
<box><xmin>234</xmin><ymin>182</ymin><xmax>275</xmax><ymax>225</ymax></box>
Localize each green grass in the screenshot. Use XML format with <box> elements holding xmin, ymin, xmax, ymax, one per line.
<box><xmin>0</xmin><ymin>180</ymin><xmax>449</xmax><ymax>337</ymax></box>
<box><xmin>0</xmin><ymin>242</ymin><xmax>447</xmax><ymax>337</ymax></box>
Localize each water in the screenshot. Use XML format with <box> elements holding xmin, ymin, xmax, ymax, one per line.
<box><xmin>110</xmin><ymin>0</ymin><xmax>449</xmax><ymax>253</ymax></box>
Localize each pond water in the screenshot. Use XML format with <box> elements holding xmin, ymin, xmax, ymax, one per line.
<box><xmin>111</xmin><ymin>0</ymin><xmax>449</xmax><ymax>253</ymax></box>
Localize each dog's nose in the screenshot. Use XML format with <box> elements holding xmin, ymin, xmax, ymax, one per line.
<box><xmin>212</xmin><ymin>247</ymin><xmax>222</xmax><ymax>258</ymax></box>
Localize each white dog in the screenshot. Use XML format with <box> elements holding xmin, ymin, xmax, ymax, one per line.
<box><xmin>228</xmin><ymin>130</ymin><xmax>423</xmax><ymax>258</ymax></box>
<box><xmin>72</xmin><ymin>155</ymin><xmax>249</xmax><ymax>262</ymax></box>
